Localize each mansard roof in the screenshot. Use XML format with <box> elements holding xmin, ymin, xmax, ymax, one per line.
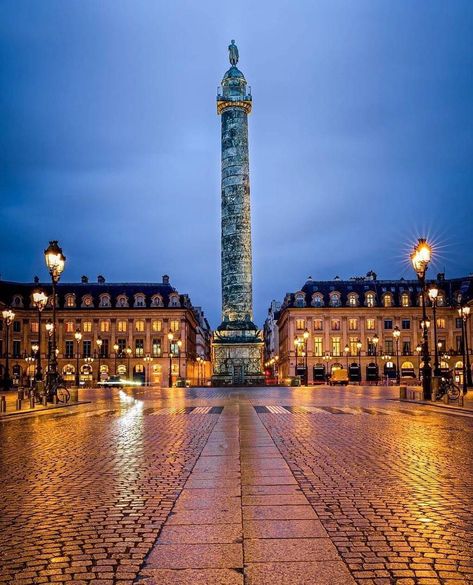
<box><xmin>282</xmin><ymin>274</ymin><xmax>473</xmax><ymax>309</ymax></box>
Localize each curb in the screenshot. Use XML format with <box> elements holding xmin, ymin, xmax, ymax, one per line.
<box><xmin>0</xmin><ymin>400</ymin><xmax>91</xmax><ymax>420</ymax></box>
<box><xmin>399</xmin><ymin>398</ymin><xmax>473</xmax><ymax>415</ymax></box>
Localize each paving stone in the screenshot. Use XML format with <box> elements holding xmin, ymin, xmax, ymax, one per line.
<box><xmin>158</xmin><ymin>524</ymin><xmax>242</xmax><ymax>544</ymax></box>
<box><xmin>244</xmin><ymin>560</ymin><xmax>356</xmax><ymax>584</ymax></box>
<box><xmin>138</xmin><ymin>568</ymin><xmax>244</xmax><ymax>584</ymax></box>
<box><xmin>243</xmin><ymin>519</ymin><xmax>328</xmax><ymax>539</ymax></box>
<box><xmin>244</xmin><ymin>537</ymin><xmax>340</xmax><ymax>562</ymax></box>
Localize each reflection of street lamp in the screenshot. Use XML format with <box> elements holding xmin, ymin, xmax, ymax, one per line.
<box><xmin>303</xmin><ymin>329</ymin><xmax>309</xmax><ymax>385</ymax></box>
<box><xmin>45</xmin><ymin>320</ymin><xmax>54</xmax><ymax>380</ymax></box>
<box><xmin>167</xmin><ymin>332</ymin><xmax>174</xmax><ymax>387</ymax></box>
<box><xmin>458</xmin><ymin>305</ymin><xmax>471</xmax><ymax>394</ymax></box>
<box><xmin>177</xmin><ymin>339</ymin><xmax>183</xmax><ymax>380</ymax></box>
<box><xmin>293</xmin><ymin>337</ymin><xmax>301</xmax><ymax>378</ymax></box>
<box><xmin>144</xmin><ymin>354</ymin><xmax>153</xmax><ymax>386</ymax></box>
<box><xmin>343</xmin><ymin>344</ymin><xmax>349</xmax><ymax>369</ymax></box>
<box><xmin>428</xmin><ymin>285</ymin><xmax>440</xmax><ymax>376</ymax></box>
<box><xmin>74</xmin><ymin>329</ymin><xmax>82</xmax><ymax>387</ymax></box>
<box><xmin>96</xmin><ymin>337</ymin><xmax>103</xmax><ymax>383</ymax></box>
<box><xmin>393</xmin><ymin>326</ymin><xmax>401</xmax><ymax>384</ymax></box>
<box><xmin>2</xmin><ymin>309</ymin><xmax>15</xmax><ymax>390</ymax></box>
<box><xmin>410</xmin><ymin>237</ymin><xmax>432</xmax><ymax>399</ymax></box>
<box><xmin>126</xmin><ymin>346</ymin><xmax>132</xmax><ymax>378</ymax></box>
<box><xmin>356</xmin><ymin>339</ymin><xmax>362</xmax><ymax>371</ymax></box>
<box><xmin>113</xmin><ymin>343</ymin><xmax>119</xmax><ymax>375</ymax></box>
<box><xmin>32</xmin><ymin>290</ymin><xmax>48</xmax><ymax>382</ymax></box>
<box><xmin>372</xmin><ymin>333</ymin><xmax>379</xmax><ymax>381</ymax></box>
<box><xmin>44</xmin><ymin>240</ymin><xmax>66</xmax><ymax>397</ymax></box>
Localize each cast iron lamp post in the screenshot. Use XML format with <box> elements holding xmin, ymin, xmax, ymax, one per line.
<box><xmin>167</xmin><ymin>332</ymin><xmax>174</xmax><ymax>387</ymax></box>
<box><xmin>428</xmin><ymin>284</ymin><xmax>440</xmax><ymax>376</ymax></box>
<box><xmin>113</xmin><ymin>343</ymin><xmax>119</xmax><ymax>375</ymax></box>
<box><xmin>343</xmin><ymin>344</ymin><xmax>349</xmax><ymax>370</ymax></box>
<box><xmin>393</xmin><ymin>326</ymin><xmax>401</xmax><ymax>384</ymax></box>
<box><xmin>372</xmin><ymin>333</ymin><xmax>379</xmax><ymax>382</ymax></box>
<box><xmin>410</xmin><ymin>237</ymin><xmax>432</xmax><ymax>399</ymax></box>
<box><xmin>126</xmin><ymin>346</ymin><xmax>132</xmax><ymax>379</ymax></box>
<box><xmin>303</xmin><ymin>329</ymin><xmax>309</xmax><ymax>385</ymax></box>
<box><xmin>458</xmin><ymin>305</ymin><xmax>471</xmax><ymax>393</ymax></box>
<box><xmin>45</xmin><ymin>321</ymin><xmax>54</xmax><ymax>378</ymax></box>
<box><xmin>44</xmin><ymin>241</ymin><xmax>66</xmax><ymax>398</ymax></box>
<box><xmin>32</xmin><ymin>291</ymin><xmax>48</xmax><ymax>382</ymax></box>
<box><xmin>177</xmin><ymin>339</ymin><xmax>183</xmax><ymax>381</ymax></box>
<box><xmin>144</xmin><ymin>354</ymin><xmax>153</xmax><ymax>386</ymax></box>
<box><xmin>96</xmin><ymin>337</ymin><xmax>103</xmax><ymax>383</ymax></box>
<box><xmin>74</xmin><ymin>329</ymin><xmax>82</xmax><ymax>387</ymax></box>
<box><xmin>2</xmin><ymin>309</ymin><xmax>15</xmax><ymax>390</ymax></box>
<box><xmin>196</xmin><ymin>355</ymin><xmax>203</xmax><ymax>386</ymax></box>
<box><xmin>356</xmin><ymin>339</ymin><xmax>362</xmax><ymax>374</ymax></box>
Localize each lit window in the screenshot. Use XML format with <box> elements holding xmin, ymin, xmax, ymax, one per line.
<box><xmin>135</xmin><ymin>339</ymin><xmax>144</xmax><ymax>356</ymax></box>
<box><xmin>152</xmin><ymin>320</ymin><xmax>162</xmax><ymax>332</ymax></box>
<box><xmin>313</xmin><ymin>319</ymin><xmax>323</xmax><ymax>331</ymax></box>
<box><xmin>436</xmin><ymin>318</ymin><xmax>445</xmax><ymax>329</ymax></box>
<box><xmin>383</xmin><ymin>294</ymin><xmax>392</xmax><ymax>307</ymax></box>
<box><xmin>30</xmin><ymin>321</ymin><xmax>39</xmax><ymax>333</ymax></box>
<box><xmin>331</xmin><ymin>319</ymin><xmax>341</xmax><ymax>331</ymax></box>
<box><xmin>347</xmin><ymin>294</ymin><xmax>358</xmax><ymax>307</ymax></box>
<box><xmin>65</xmin><ymin>294</ymin><xmax>75</xmax><ymax>308</ymax></box>
<box><xmin>349</xmin><ymin>337</ymin><xmax>359</xmax><ymax>355</ymax></box>
<box><xmin>331</xmin><ymin>337</ymin><xmax>341</xmax><ymax>356</ymax></box>
<box><xmin>313</xmin><ymin>337</ymin><xmax>323</xmax><ymax>356</ymax></box>
<box><xmin>135</xmin><ymin>320</ymin><xmax>145</xmax><ymax>332</ymax></box>
<box><xmin>170</xmin><ymin>320</ymin><xmax>179</xmax><ymax>333</ymax></box>
<box><xmin>401</xmin><ymin>293</ymin><xmax>410</xmax><ymax>307</ymax></box>
<box><xmin>83</xmin><ymin>321</ymin><xmax>92</xmax><ymax>333</ymax></box>
<box><xmin>348</xmin><ymin>318</ymin><xmax>358</xmax><ymax>331</ymax></box>
<box><xmin>296</xmin><ymin>319</ymin><xmax>305</xmax><ymax>330</ymax></box>
<box><xmin>366</xmin><ymin>318</ymin><xmax>375</xmax><ymax>331</ymax></box>
<box><xmin>82</xmin><ymin>295</ymin><xmax>93</xmax><ymax>308</ymax></box>
<box><xmin>366</xmin><ymin>292</ymin><xmax>376</xmax><ymax>307</ymax></box>
<box><xmin>100</xmin><ymin>320</ymin><xmax>110</xmax><ymax>333</ymax></box>
<box><xmin>152</xmin><ymin>339</ymin><xmax>162</xmax><ymax>356</ymax></box>
<box><xmin>117</xmin><ymin>320</ymin><xmax>127</xmax><ymax>332</ymax></box>
<box><xmin>65</xmin><ymin>321</ymin><xmax>75</xmax><ymax>333</ymax></box>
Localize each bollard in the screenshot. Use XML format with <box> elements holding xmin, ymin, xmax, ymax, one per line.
<box><xmin>17</xmin><ymin>388</ymin><xmax>24</xmax><ymax>401</ymax></box>
<box><xmin>42</xmin><ymin>395</ymin><xmax>48</xmax><ymax>406</ymax></box>
<box><xmin>30</xmin><ymin>394</ymin><xmax>35</xmax><ymax>409</ymax></box>
<box><xmin>0</xmin><ymin>396</ymin><xmax>6</xmax><ymax>413</ymax></box>
<box><xmin>52</xmin><ymin>394</ymin><xmax>58</xmax><ymax>405</ymax></box>
<box><xmin>16</xmin><ymin>399</ymin><xmax>22</xmax><ymax>411</ymax></box>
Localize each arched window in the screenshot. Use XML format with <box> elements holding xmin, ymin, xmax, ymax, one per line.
<box><xmin>135</xmin><ymin>320</ymin><xmax>145</xmax><ymax>332</ymax></box>
<box><xmin>81</xmin><ymin>295</ymin><xmax>94</xmax><ymax>308</ymax></box>
<box><xmin>99</xmin><ymin>294</ymin><xmax>111</xmax><ymax>308</ymax></box>
<box><xmin>382</xmin><ymin>293</ymin><xmax>393</xmax><ymax>307</ymax></box>
<box><xmin>64</xmin><ymin>294</ymin><xmax>75</xmax><ymax>308</ymax></box>
<box><xmin>150</xmin><ymin>294</ymin><xmax>163</xmax><ymax>307</ymax></box>
<box><xmin>436</xmin><ymin>291</ymin><xmax>445</xmax><ymax>307</ymax></box>
<box><xmin>294</xmin><ymin>292</ymin><xmax>305</xmax><ymax>308</ymax></box>
<box><xmin>134</xmin><ymin>293</ymin><xmax>146</xmax><ymax>308</ymax></box>
<box><xmin>116</xmin><ymin>295</ymin><xmax>128</xmax><ymax>308</ymax></box>
<box><xmin>347</xmin><ymin>293</ymin><xmax>358</xmax><ymax>307</ymax></box>
<box><xmin>401</xmin><ymin>293</ymin><xmax>410</xmax><ymax>307</ymax></box>
<box><xmin>329</xmin><ymin>292</ymin><xmax>341</xmax><ymax>307</ymax></box>
<box><xmin>12</xmin><ymin>295</ymin><xmax>24</xmax><ymax>308</ymax></box>
<box><xmin>365</xmin><ymin>292</ymin><xmax>376</xmax><ymax>308</ymax></box>
<box><xmin>169</xmin><ymin>293</ymin><xmax>181</xmax><ymax>308</ymax></box>
<box><xmin>311</xmin><ymin>293</ymin><xmax>324</xmax><ymax>307</ymax></box>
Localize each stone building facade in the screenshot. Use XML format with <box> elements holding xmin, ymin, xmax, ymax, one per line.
<box><xmin>267</xmin><ymin>273</ymin><xmax>473</xmax><ymax>384</ymax></box>
<box><xmin>212</xmin><ymin>41</ymin><xmax>264</xmax><ymax>385</ymax></box>
<box><xmin>0</xmin><ymin>275</ymin><xmax>211</xmax><ymax>387</ymax></box>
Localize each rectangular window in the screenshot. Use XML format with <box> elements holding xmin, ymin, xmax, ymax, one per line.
<box><xmin>117</xmin><ymin>320</ymin><xmax>127</xmax><ymax>332</ymax></box>
<box><xmin>331</xmin><ymin>319</ymin><xmax>341</xmax><ymax>331</ymax></box>
<box><xmin>456</xmin><ymin>336</ymin><xmax>463</xmax><ymax>352</ymax></box>
<box><xmin>401</xmin><ymin>294</ymin><xmax>409</xmax><ymax>307</ymax></box>
<box><xmin>437</xmin><ymin>339</ymin><xmax>445</xmax><ymax>352</ymax></box>
<box><xmin>385</xmin><ymin>339</ymin><xmax>394</xmax><ymax>354</ymax></box>
<box><xmin>401</xmin><ymin>319</ymin><xmax>410</xmax><ymax>330</ymax></box>
<box><xmin>367</xmin><ymin>341</ymin><xmax>375</xmax><ymax>356</ymax></box>
<box><xmin>402</xmin><ymin>341</ymin><xmax>411</xmax><ymax>355</ymax></box>
<box><xmin>66</xmin><ymin>296</ymin><xmax>75</xmax><ymax>307</ymax></box>
<box><xmin>170</xmin><ymin>341</ymin><xmax>180</xmax><ymax>355</ymax></box>
<box><xmin>295</xmin><ymin>319</ymin><xmax>305</xmax><ymax>330</ymax></box>
<box><xmin>65</xmin><ymin>340</ymin><xmax>74</xmax><ymax>358</ymax></box>
<box><xmin>313</xmin><ymin>319</ymin><xmax>323</xmax><ymax>331</ymax></box>
<box><xmin>349</xmin><ymin>337</ymin><xmax>359</xmax><ymax>355</ymax></box>
<box><xmin>455</xmin><ymin>318</ymin><xmax>462</xmax><ymax>329</ymax></box>
<box><xmin>152</xmin><ymin>338</ymin><xmax>162</xmax><ymax>357</ymax></box>
<box><xmin>30</xmin><ymin>321</ymin><xmax>39</xmax><ymax>333</ymax></box>
<box><xmin>82</xmin><ymin>340</ymin><xmax>91</xmax><ymax>357</ymax></box>
<box><xmin>366</xmin><ymin>318</ymin><xmax>375</xmax><ymax>331</ymax></box>
<box><xmin>83</xmin><ymin>321</ymin><xmax>92</xmax><ymax>333</ymax></box>
<box><xmin>135</xmin><ymin>339</ymin><xmax>144</xmax><ymax>357</ymax></box>
<box><xmin>100</xmin><ymin>339</ymin><xmax>109</xmax><ymax>357</ymax></box>
<box><xmin>100</xmin><ymin>320</ymin><xmax>110</xmax><ymax>333</ymax></box>
<box><xmin>152</xmin><ymin>320</ymin><xmax>162</xmax><ymax>332</ymax></box>
<box><xmin>13</xmin><ymin>321</ymin><xmax>21</xmax><ymax>333</ymax></box>
<box><xmin>65</xmin><ymin>320</ymin><xmax>75</xmax><ymax>333</ymax></box>
<box><xmin>12</xmin><ymin>340</ymin><xmax>21</xmax><ymax>357</ymax></box>
<box><xmin>348</xmin><ymin>319</ymin><xmax>358</xmax><ymax>331</ymax></box>
<box><xmin>436</xmin><ymin>318</ymin><xmax>445</xmax><ymax>329</ymax></box>
<box><xmin>331</xmin><ymin>337</ymin><xmax>341</xmax><ymax>357</ymax></box>
<box><xmin>170</xmin><ymin>320</ymin><xmax>180</xmax><ymax>333</ymax></box>
<box><xmin>384</xmin><ymin>320</ymin><xmax>393</xmax><ymax>330</ymax></box>
<box><xmin>117</xmin><ymin>338</ymin><xmax>126</xmax><ymax>352</ymax></box>
<box><xmin>313</xmin><ymin>337</ymin><xmax>323</xmax><ymax>357</ymax></box>
<box><xmin>135</xmin><ymin>320</ymin><xmax>145</xmax><ymax>332</ymax></box>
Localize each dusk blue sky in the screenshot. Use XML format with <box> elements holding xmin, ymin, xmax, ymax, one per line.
<box><xmin>1</xmin><ymin>1</ymin><xmax>472</xmax><ymax>326</ymax></box>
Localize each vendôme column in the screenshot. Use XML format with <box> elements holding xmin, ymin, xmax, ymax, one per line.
<box><xmin>212</xmin><ymin>41</ymin><xmax>264</xmax><ymax>386</ymax></box>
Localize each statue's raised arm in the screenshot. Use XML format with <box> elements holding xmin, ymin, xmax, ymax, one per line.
<box><xmin>228</xmin><ymin>40</ymin><xmax>239</xmax><ymax>66</ymax></box>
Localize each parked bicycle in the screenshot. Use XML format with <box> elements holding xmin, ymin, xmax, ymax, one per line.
<box><xmin>435</xmin><ymin>373</ymin><xmax>461</xmax><ymax>401</ymax></box>
<box><xmin>31</xmin><ymin>377</ymin><xmax>70</xmax><ymax>404</ymax></box>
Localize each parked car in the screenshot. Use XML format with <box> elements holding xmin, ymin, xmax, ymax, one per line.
<box><xmin>329</xmin><ymin>369</ymin><xmax>349</xmax><ymax>386</ymax></box>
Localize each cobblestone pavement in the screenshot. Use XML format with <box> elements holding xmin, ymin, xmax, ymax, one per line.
<box><xmin>0</xmin><ymin>386</ymin><xmax>472</xmax><ymax>584</ymax></box>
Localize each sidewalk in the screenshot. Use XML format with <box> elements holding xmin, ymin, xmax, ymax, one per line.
<box><xmin>400</xmin><ymin>388</ymin><xmax>473</xmax><ymax>413</ymax></box>
<box><xmin>0</xmin><ymin>389</ymin><xmax>89</xmax><ymax>419</ymax></box>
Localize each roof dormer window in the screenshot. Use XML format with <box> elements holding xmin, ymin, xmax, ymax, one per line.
<box><xmin>116</xmin><ymin>295</ymin><xmax>129</xmax><ymax>308</ymax></box>
<box><xmin>134</xmin><ymin>294</ymin><xmax>146</xmax><ymax>308</ymax></box>
<box><xmin>81</xmin><ymin>294</ymin><xmax>94</xmax><ymax>308</ymax></box>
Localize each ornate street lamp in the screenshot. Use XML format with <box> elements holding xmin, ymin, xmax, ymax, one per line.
<box><xmin>167</xmin><ymin>332</ymin><xmax>174</xmax><ymax>387</ymax></box>
<box><xmin>45</xmin><ymin>320</ymin><xmax>54</xmax><ymax>375</ymax></box>
<box><xmin>393</xmin><ymin>326</ymin><xmax>401</xmax><ymax>384</ymax></box>
<box><xmin>458</xmin><ymin>305</ymin><xmax>471</xmax><ymax>393</ymax></box>
<box><xmin>2</xmin><ymin>308</ymin><xmax>15</xmax><ymax>390</ymax></box>
<box><xmin>74</xmin><ymin>329</ymin><xmax>82</xmax><ymax>387</ymax></box>
<box><xmin>32</xmin><ymin>290</ymin><xmax>48</xmax><ymax>382</ymax></box>
<box><xmin>428</xmin><ymin>284</ymin><xmax>440</xmax><ymax>376</ymax></box>
<box><xmin>177</xmin><ymin>339</ymin><xmax>183</xmax><ymax>381</ymax></box>
<box><xmin>372</xmin><ymin>333</ymin><xmax>379</xmax><ymax>382</ymax></box>
<box><xmin>303</xmin><ymin>329</ymin><xmax>309</xmax><ymax>385</ymax></box>
<box><xmin>343</xmin><ymin>344</ymin><xmax>349</xmax><ymax>370</ymax></box>
<box><xmin>44</xmin><ymin>241</ymin><xmax>66</xmax><ymax>398</ymax></box>
<box><xmin>356</xmin><ymin>339</ymin><xmax>362</xmax><ymax>372</ymax></box>
<box><xmin>410</xmin><ymin>237</ymin><xmax>432</xmax><ymax>399</ymax></box>
<box><xmin>196</xmin><ymin>355</ymin><xmax>203</xmax><ymax>386</ymax></box>
<box><xmin>113</xmin><ymin>342</ymin><xmax>119</xmax><ymax>375</ymax></box>
<box><xmin>144</xmin><ymin>354</ymin><xmax>153</xmax><ymax>386</ymax></box>
<box><xmin>126</xmin><ymin>346</ymin><xmax>132</xmax><ymax>379</ymax></box>
<box><xmin>96</xmin><ymin>337</ymin><xmax>103</xmax><ymax>384</ymax></box>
